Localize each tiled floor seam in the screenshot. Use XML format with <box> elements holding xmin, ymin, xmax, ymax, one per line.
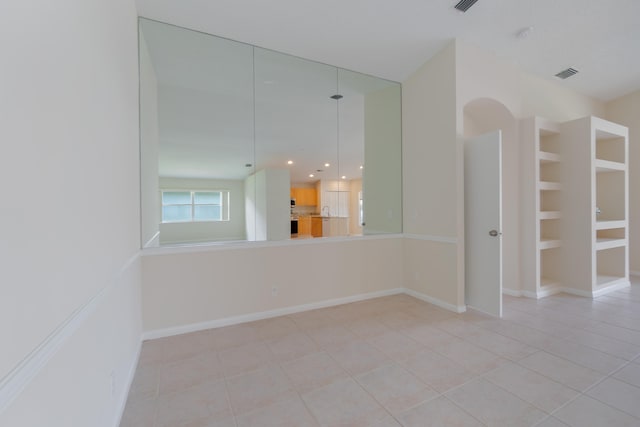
<box><xmin>440</xmin><ymin>394</ymin><xmax>490</xmax><ymax>427</ymax></box>
<box><xmin>540</xmin><ymin>356</ymin><xmax>640</xmax><ymax>424</ymax></box>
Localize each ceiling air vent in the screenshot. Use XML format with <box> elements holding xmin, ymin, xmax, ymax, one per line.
<box><xmin>555</xmin><ymin>68</ymin><xmax>579</xmax><ymax>79</ymax></box>
<box><xmin>455</xmin><ymin>0</ymin><xmax>479</xmax><ymax>13</ymax></box>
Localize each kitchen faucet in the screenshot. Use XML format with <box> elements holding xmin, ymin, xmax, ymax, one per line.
<box><xmin>322</xmin><ymin>206</ymin><xmax>330</xmax><ymax>217</ymax></box>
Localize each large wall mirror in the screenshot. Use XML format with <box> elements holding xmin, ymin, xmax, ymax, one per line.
<box><xmin>139</xmin><ymin>18</ymin><xmax>402</xmax><ymax>247</ymax></box>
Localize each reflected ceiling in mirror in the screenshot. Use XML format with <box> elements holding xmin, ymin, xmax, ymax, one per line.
<box><xmin>139</xmin><ymin>18</ymin><xmax>402</xmax><ymax>247</ymax></box>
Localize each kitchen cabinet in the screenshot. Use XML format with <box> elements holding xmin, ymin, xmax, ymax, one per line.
<box><xmin>311</xmin><ymin>217</ymin><xmax>323</xmax><ymax>237</ymax></box>
<box><xmin>298</xmin><ymin>216</ymin><xmax>311</xmax><ymax>235</ymax></box>
<box><xmin>290</xmin><ymin>187</ymin><xmax>317</xmax><ymax>206</ymax></box>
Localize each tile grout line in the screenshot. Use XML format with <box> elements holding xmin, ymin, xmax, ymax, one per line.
<box><xmin>531</xmin><ymin>351</ymin><xmax>640</xmax><ymax>425</ymax></box>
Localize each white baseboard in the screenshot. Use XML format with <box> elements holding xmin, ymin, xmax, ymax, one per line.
<box><xmin>502</xmin><ymin>288</ymin><xmax>523</xmax><ymax>297</ymax></box>
<box><xmin>142</xmin><ymin>288</ymin><xmax>405</xmax><ymax>340</ymax></box>
<box><xmin>592</xmin><ymin>280</ymin><xmax>631</xmax><ymax>297</ymax></box>
<box><xmin>557</xmin><ymin>287</ymin><xmax>593</xmax><ymax>298</ymax></box>
<box><xmin>532</xmin><ymin>286</ymin><xmax>563</xmax><ymax>299</ymax></box>
<box><xmin>403</xmin><ymin>288</ymin><xmax>466</xmax><ymax>313</ymax></box>
<box><xmin>466</xmin><ymin>304</ymin><xmax>500</xmax><ymax>318</ymax></box>
<box><xmin>112</xmin><ymin>340</ymin><xmax>141</xmax><ymax>427</ymax></box>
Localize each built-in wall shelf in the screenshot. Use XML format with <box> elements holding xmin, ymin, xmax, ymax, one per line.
<box><xmin>539</xmin><ymin>211</ymin><xmax>562</xmax><ymax>220</ymax></box>
<box><xmin>539</xmin><ymin>181</ymin><xmax>562</xmax><ymax>191</ymax></box>
<box><xmin>596</xmin><ymin>275</ymin><xmax>627</xmax><ymax>288</ymax></box>
<box><xmin>595</xmin><ymin>238</ymin><xmax>626</xmax><ymax>251</ymax></box>
<box><xmin>540</xmin><ymin>277</ymin><xmax>561</xmax><ymax>288</ymax></box>
<box><xmin>521</xmin><ymin>117</ymin><xmax>564</xmax><ymax>299</ymax></box>
<box><xmin>595</xmin><ymin>159</ymin><xmax>625</xmax><ymax>173</ymax></box>
<box><xmin>522</xmin><ymin>115</ymin><xmax>629</xmax><ymax>300</ymax></box>
<box><xmin>596</xmin><ymin>220</ymin><xmax>626</xmax><ymax>230</ymax></box>
<box><xmin>539</xmin><ymin>151</ymin><xmax>561</xmax><ymax>163</ymax></box>
<box><xmin>539</xmin><ymin>238</ymin><xmax>561</xmax><ymax>250</ymax></box>
<box><xmin>561</xmin><ymin>116</ymin><xmax>629</xmax><ymax>297</ymax></box>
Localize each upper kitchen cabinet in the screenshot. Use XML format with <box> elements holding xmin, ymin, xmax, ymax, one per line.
<box><xmin>290</xmin><ymin>187</ymin><xmax>317</xmax><ymax>207</ymax></box>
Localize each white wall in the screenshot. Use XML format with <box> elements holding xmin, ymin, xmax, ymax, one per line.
<box><xmin>454</xmin><ymin>40</ymin><xmax>606</xmax><ymax>297</ymax></box>
<box><xmin>244</xmin><ymin>173</ymin><xmax>257</xmax><ymax>241</ymax></box>
<box><xmin>363</xmin><ymin>85</ymin><xmax>403</xmax><ymax>234</ymax></box>
<box><xmin>402</xmin><ymin>42</ymin><xmax>464</xmax><ymax>309</ymax></box>
<box><xmin>0</xmin><ymin>1</ymin><xmax>141</xmax><ymax>425</ymax></box>
<box><xmin>159</xmin><ymin>177</ymin><xmax>246</xmax><ymax>244</ymax></box>
<box><xmin>141</xmin><ymin>237</ymin><xmax>403</xmax><ymax>335</ymax></box>
<box><xmin>520</xmin><ymin>72</ymin><xmax>606</xmax><ymax>122</ymax></box>
<box><xmin>139</xmin><ymin>34</ymin><xmax>160</xmax><ymax>248</ymax></box>
<box><xmin>349</xmin><ymin>179</ymin><xmax>363</xmax><ymax>235</ymax></box>
<box><xmin>250</xmin><ymin>169</ymin><xmax>290</xmax><ymax>241</ymax></box>
<box><xmin>606</xmin><ymin>90</ymin><xmax>640</xmax><ymax>276</ymax></box>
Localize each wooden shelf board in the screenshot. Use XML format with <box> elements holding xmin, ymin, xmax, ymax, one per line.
<box><xmin>539</xmin><ymin>151</ymin><xmax>561</xmax><ymax>163</ymax></box>
<box><xmin>595</xmin><ymin>238</ymin><xmax>626</xmax><ymax>251</ymax></box>
<box><xmin>595</xmin><ymin>159</ymin><xmax>625</xmax><ymax>173</ymax></box>
<box><xmin>539</xmin><ymin>239</ymin><xmax>561</xmax><ymax>250</ymax></box>
<box><xmin>596</xmin><ymin>275</ymin><xmax>627</xmax><ymax>288</ymax></box>
<box><xmin>539</xmin><ymin>211</ymin><xmax>562</xmax><ymax>220</ymax></box>
<box><xmin>540</xmin><ymin>277</ymin><xmax>561</xmax><ymax>288</ymax></box>
<box><xmin>538</xmin><ymin>181</ymin><xmax>562</xmax><ymax>191</ymax></box>
<box><xmin>596</xmin><ymin>220</ymin><xmax>626</xmax><ymax>230</ymax></box>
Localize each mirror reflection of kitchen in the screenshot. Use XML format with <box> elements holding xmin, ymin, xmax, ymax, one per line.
<box><xmin>139</xmin><ymin>18</ymin><xmax>401</xmax><ymax>247</ymax></box>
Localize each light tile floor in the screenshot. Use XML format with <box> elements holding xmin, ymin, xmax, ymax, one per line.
<box><xmin>121</xmin><ymin>278</ymin><xmax>640</xmax><ymax>426</ymax></box>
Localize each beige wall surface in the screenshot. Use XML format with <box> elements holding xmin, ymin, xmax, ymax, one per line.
<box><xmin>141</xmin><ymin>237</ymin><xmax>403</xmax><ymax>334</ymax></box>
<box><xmin>0</xmin><ymin>0</ymin><xmax>142</xmax><ymax>425</ymax></box>
<box><xmin>606</xmin><ymin>90</ymin><xmax>640</xmax><ymax>275</ymax></box>
<box><xmin>401</xmin><ymin>42</ymin><xmax>463</xmax><ymax>308</ymax></box>
<box><xmin>519</xmin><ymin>72</ymin><xmax>605</xmax><ymax>122</ymax></box>
<box><xmin>364</xmin><ymin>85</ymin><xmax>403</xmax><ymax>234</ymax></box>
<box><xmin>454</xmin><ymin>40</ymin><xmax>607</xmax><ymax>297</ymax></box>
<box><xmin>403</xmin><ymin>238</ymin><xmax>461</xmax><ymax>310</ymax></box>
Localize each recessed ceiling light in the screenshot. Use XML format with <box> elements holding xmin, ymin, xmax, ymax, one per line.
<box><xmin>324</xmin><ymin>163</ymin><xmax>330</xmax><ymax>167</ymax></box>
<box><xmin>341</xmin><ymin>176</ymin><xmax>346</xmax><ymax>179</ymax></box>
<box><xmin>359</xmin><ymin>165</ymin><xmax>363</xmax><ymax>169</ymax></box>
<box><xmin>309</xmin><ymin>174</ymin><xmax>314</xmax><ymax>178</ymax></box>
<box><xmin>287</xmin><ymin>160</ymin><xmax>293</xmax><ymax>165</ymax></box>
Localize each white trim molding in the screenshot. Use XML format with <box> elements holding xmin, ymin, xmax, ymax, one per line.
<box><xmin>0</xmin><ymin>252</ymin><xmax>140</xmax><ymax>414</ymax></box>
<box><xmin>402</xmin><ymin>233</ymin><xmax>458</xmax><ymax>244</ymax></box>
<box><xmin>142</xmin><ymin>233</ymin><xmax>404</xmax><ymax>256</ymax></box>
<box><xmin>0</xmin><ymin>286</ymin><xmax>112</xmax><ymax>413</ymax></box>
<box><xmin>142</xmin><ymin>288</ymin><xmax>405</xmax><ymax>340</ymax></box>
<box><xmin>113</xmin><ymin>341</ymin><xmax>141</xmax><ymax>427</ymax></box>
<box><xmin>502</xmin><ymin>288</ymin><xmax>523</xmax><ymax>297</ymax></box>
<box><xmin>403</xmin><ymin>288</ymin><xmax>466</xmax><ymax>313</ymax></box>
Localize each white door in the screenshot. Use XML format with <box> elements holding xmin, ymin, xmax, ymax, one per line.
<box><xmin>464</xmin><ymin>130</ymin><xmax>503</xmax><ymax>317</ymax></box>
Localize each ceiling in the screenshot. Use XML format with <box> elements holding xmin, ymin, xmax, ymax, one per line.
<box><xmin>135</xmin><ymin>0</ymin><xmax>640</xmax><ymax>102</ymax></box>
<box><xmin>141</xmin><ymin>18</ymin><xmax>398</xmax><ymax>183</ymax></box>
